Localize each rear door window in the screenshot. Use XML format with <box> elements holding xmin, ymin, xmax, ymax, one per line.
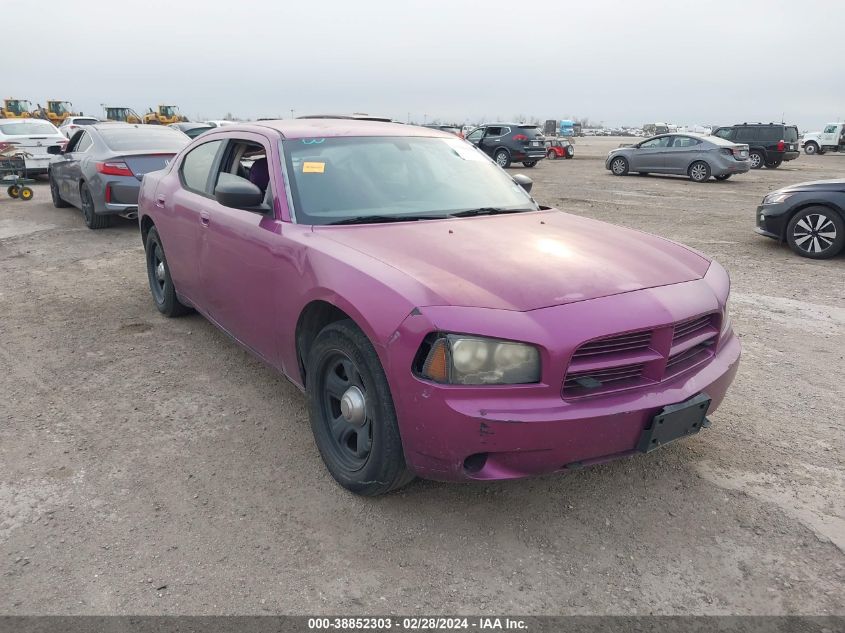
<box><xmin>670</xmin><ymin>136</ymin><xmax>701</xmax><ymax>148</ymax></box>
<box><xmin>180</xmin><ymin>140</ymin><xmax>224</xmax><ymax>194</ymax></box>
<box><xmin>485</xmin><ymin>127</ymin><xmax>503</xmax><ymax>137</ymax></box>
<box><xmin>74</xmin><ymin>132</ymin><xmax>93</xmax><ymax>152</ymax></box>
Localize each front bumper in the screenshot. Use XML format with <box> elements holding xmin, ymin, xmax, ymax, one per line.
<box><xmin>386</xmin><ymin>271</ymin><xmax>740</xmax><ymax>482</ymax></box>
<box><xmin>755</xmin><ymin>202</ymin><xmax>790</xmax><ymax>239</ymax></box>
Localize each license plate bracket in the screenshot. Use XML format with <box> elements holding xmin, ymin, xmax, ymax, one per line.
<box><xmin>637</xmin><ymin>393</ymin><xmax>711</xmax><ymax>453</ymax></box>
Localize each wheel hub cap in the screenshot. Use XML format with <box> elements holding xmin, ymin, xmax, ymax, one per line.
<box><xmin>340</xmin><ymin>386</ymin><xmax>366</xmax><ymax>426</ymax></box>
<box><xmin>155</xmin><ymin>262</ymin><xmax>165</xmax><ymax>282</ymax></box>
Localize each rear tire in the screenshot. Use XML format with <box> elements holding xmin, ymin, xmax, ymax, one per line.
<box><xmin>804</xmin><ymin>142</ymin><xmax>818</xmax><ymax>155</ymax></box>
<box><xmin>7</xmin><ymin>185</ymin><xmax>19</xmax><ymax>198</ymax></box>
<box><xmin>610</xmin><ymin>156</ymin><xmax>629</xmax><ymax>176</ymax></box>
<box><xmin>546</xmin><ymin>150</ymin><xmax>556</xmax><ymax>160</ymax></box>
<box><xmin>714</xmin><ymin>174</ymin><xmax>732</xmax><ymax>181</ymax></box>
<box><xmin>785</xmin><ymin>206</ymin><xmax>845</xmax><ymax>259</ymax></box>
<box><xmin>80</xmin><ymin>183</ymin><xmax>111</xmax><ymax>229</ymax></box>
<box><xmin>522</xmin><ymin>161</ymin><xmax>537</xmax><ymax>168</ymax></box>
<box><xmin>494</xmin><ymin>149</ymin><xmax>511</xmax><ymax>169</ymax></box>
<box><xmin>20</xmin><ymin>186</ymin><xmax>33</xmax><ymax>201</ymax></box>
<box><xmin>749</xmin><ymin>151</ymin><xmax>764</xmax><ymax>169</ymax></box>
<box><xmin>306</xmin><ymin>320</ymin><xmax>414</xmax><ymax>496</ymax></box>
<box><xmin>49</xmin><ymin>172</ymin><xmax>70</xmax><ymax>207</ymax></box>
<box><xmin>688</xmin><ymin>161</ymin><xmax>711</xmax><ymax>182</ymax></box>
<box><xmin>765</xmin><ymin>159</ymin><xmax>782</xmax><ymax>169</ymax></box>
<box><xmin>145</xmin><ymin>226</ymin><xmax>191</xmax><ymax>317</ymax></box>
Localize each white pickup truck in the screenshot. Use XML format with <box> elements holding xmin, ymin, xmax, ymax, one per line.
<box><xmin>802</xmin><ymin>122</ymin><xmax>845</xmax><ymax>155</ymax></box>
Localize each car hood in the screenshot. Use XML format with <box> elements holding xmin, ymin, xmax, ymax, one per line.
<box><xmin>777</xmin><ymin>179</ymin><xmax>845</xmax><ymax>193</ymax></box>
<box><xmin>315</xmin><ymin>210</ymin><xmax>710</xmax><ymax>311</ymax></box>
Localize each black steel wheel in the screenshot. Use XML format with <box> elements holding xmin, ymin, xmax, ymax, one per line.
<box><xmin>145</xmin><ymin>226</ymin><xmax>191</xmax><ymax>316</ymax></box>
<box><xmin>307</xmin><ymin>320</ymin><xmax>413</xmax><ymax>495</ymax></box>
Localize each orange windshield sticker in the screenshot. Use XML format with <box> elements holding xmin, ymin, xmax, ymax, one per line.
<box><xmin>303</xmin><ymin>162</ymin><xmax>325</xmax><ymax>173</ymax></box>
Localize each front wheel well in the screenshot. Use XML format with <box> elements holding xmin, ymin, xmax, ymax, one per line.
<box><xmin>296</xmin><ymin>300</ymin><xmax>353</xmax><ymax>385</ymax></box>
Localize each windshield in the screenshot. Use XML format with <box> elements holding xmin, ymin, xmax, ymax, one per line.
<box><xmin>99</xmin><ymin>126</ymin><xmax>189</xmax><ymax>151</ymax></box>
<box><xmin>282</xmin><ymin>136</ymin><xmax>538</xmax><ymax>225</ymax></box>
<box><xmin>161</xmin><ymin>106</ymin><xmax>175</xmax><ymax>116</ymax></box>
<box><xmin>0</xmin><ymin>121</ymin><xmax>58</xmax><ymax>136</ymax></box>
<box><xmin>52</xmin><ymin>102</ymin><xmax>70</xmax><ymax>114</ymax></box>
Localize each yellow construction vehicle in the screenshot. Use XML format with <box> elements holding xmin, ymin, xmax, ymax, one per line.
<box><xmin>32</xmin><ymin>100</ymin><xmax>76</xmax><ymax>125</ymax></box>
<box><xmin>143</xmin><ymin>105</ymin><xmax>188</xmax><ymax>125</ymax></box>
<box><xmin>104</xmin><ymin>106</ymin><xmax>143</xmax><ymax>124</ymax></box>
<box><xmin>1</xmin><ymin>98</ymin><xmax>34</xmax><ymax>119</ymax></box>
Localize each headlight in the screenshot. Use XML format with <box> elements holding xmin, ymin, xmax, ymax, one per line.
<box><xmin>418</xmin><ymin>334</ymin><xmax>541</xmax><ymax>385</ymax></box>
<box><xmin>762</xmin><ymin>192</ymin><xmax>792</xmax><ymax>205</ymax></box>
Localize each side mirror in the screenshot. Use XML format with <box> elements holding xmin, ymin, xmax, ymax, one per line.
<box><xmin>215</xmin><ymin>178</ymin><xmax>264</xmax><ymax>210</ymax></box>
<box><xmin>513</xmin><ymin>173</ymin><xmax>533</xmax><ymax>193</ymax></box>
<box><xmin>47</xmin><ymin>145</ymin><xmax>63</xmax><ymax>155</ymax></box>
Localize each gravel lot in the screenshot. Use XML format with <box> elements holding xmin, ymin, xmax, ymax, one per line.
<box><xmin>1</xmin><ymin>137</ymin><xmax>843</xmax><ymax>615</ymax></box>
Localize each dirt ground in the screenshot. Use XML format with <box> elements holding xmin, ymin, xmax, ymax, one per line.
<box><xmin>1</xmin><ymin>137</ymin><xmax>843</xmax><ymax>615</ymax></box>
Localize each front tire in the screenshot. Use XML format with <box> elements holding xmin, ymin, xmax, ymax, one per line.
<box><xmin>765</xmin><ymin>159</ymin><xmax>782</xmax><ymax>169</ymax></box>
<box><xmin>688</xmin><ymin>161</ymin><xmax>711</xmax><ymax>182</ymax></box>
<box><xmin>494</xmin><ymin>149</ymin><xmax>511</xmax><ymax>169</ymax></box>
<box><xmin>546</xmin><ymin>150</ymin><xmax>556</xmax><ymax>160</ymax></box>
<box><xmin>610</xmin><ymin>156</ymin><xmax>629</xmax><ymax>176</ymax></box>
<box><xmin>785</xmin><ymin>206</ymin><xmax>845</xmax><ymax>259</ymax></box>
<box><xmin>749</xmin><ymin>151</ymin><xmax>764</xmax><ymax>169</ymax></box>
<box><xmin>49</xmin><ymin>172</ymin><xmax>69</xmax><ymax>207</ymax></box>
<box><xmin>80</xmin><ymin>183</ymin><xmax>111</xmax><ymax>229</ymax></box>
<box><xmin>7</xmin><ymin>185</ymin><xmax>20</xmax><ymax>198</ymax></box>
<box><xmin>145</xmin><ymin>226</ymin><xmax>191</xmax><ymax>316</ymax></box>
<box><xmin>306</xmin><ymin>320</ymin><xmax>413</xmax><ymax>496</ymax></box>
<box><xmin>714</xmin><ymin>174</ymin><xmax>732</xmax><ymax>181</ymax></box>
<box><xmin>804</xmin><ymin>142</ymin><xmax>818</xmax><ymax>155</ymax></box>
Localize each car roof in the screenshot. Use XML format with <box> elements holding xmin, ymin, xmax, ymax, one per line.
<box><xmin>209</xmin><ymin>119</ymin><xmax>456</xmax><ymax>140</ymax></box>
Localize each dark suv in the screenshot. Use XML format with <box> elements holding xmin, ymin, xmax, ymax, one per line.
<box><xmin>711</xmin><ymin>123</ymin><xmax>799</xmax><ymax>169</ymax></box>
<box><xmin>465</xmin><ymin>123</ymin><xmax>547</xmax><ymax>168</ymax></box>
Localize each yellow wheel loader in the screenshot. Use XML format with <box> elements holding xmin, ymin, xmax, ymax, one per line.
<box><xmin>143</xmin><ymin>105</ymin><xmax>188</xmax><ymax>125</ymax></box>
<box><xmin>32</xmin><ymin>100</ymin><xmax>76</xmax><ymax>124</ymax></box>
<box><xmin>1</xmin><ymin>99</ymin><xmax>34</xmax><ymax>119</ymax></box>
<box><xmin>104</xmin><ymin>106</ymin><xmax>143</xmax><ymax>124</ymax></box>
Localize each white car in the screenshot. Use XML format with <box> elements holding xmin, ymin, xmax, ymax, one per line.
<box><xmin>58</xmin><ymin>116</ymin><xmax>100</xmax><ymax>138</ymax></box>
<box><xmin>0</xmin><ymin>118</ymin><xmax>66</xmax><ymax>176</ymax></box>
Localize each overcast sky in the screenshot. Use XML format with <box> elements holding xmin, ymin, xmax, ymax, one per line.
<box><xmin>8</xmin><ymin>0</ymin><xmax>844</xmax><ymax>130</ymax></box>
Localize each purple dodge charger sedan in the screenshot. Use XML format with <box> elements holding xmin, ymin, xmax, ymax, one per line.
<box><xmin>138</xmin><ymin>118</ymin><xmax>740</xmax><ymax>495</ymax></box>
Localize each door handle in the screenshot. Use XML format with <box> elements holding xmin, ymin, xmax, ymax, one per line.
<box><xmin>155</xmin><ymin>195</ymin><xmax>166</xmax><ymax>208</ymax></box>
<box><xmin>200</xmin><ymin>211</ymin><xmax>210</xmax><ymax>227</ymax></box>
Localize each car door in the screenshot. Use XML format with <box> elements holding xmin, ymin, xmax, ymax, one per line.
<box><xmin>821</xmin><ymin>124</ymin><xmax>838</xmax><ymax>146</ymax></box>
<box><xmin>197</xmin><ymin>133</ymin><xmax>283</xmax><ymax>362</ymax></box>
<box><xmin>479</xmin><ymin>126</ymin><xmax>504</xmax><ymax>158</ymax></box>
<box><xmin>663</xmin><ymin>135</ymin><xmax>702</xmax><ymax>173</ymax></box>
<box><xmin>630</xmin><ymin>135</ymin><xmax>671</xmax><ymax>171</ymax></box>
<box><xmin>166</xmin><ymin>137</ymin><xmax>227</xmax><ymax>306</ymax></box>
<box><xmin>465</xmin><ymin>127</ymin><xmax>485</xmax><ymax>149</ymax></box>
<box><xmin>57</xmin><ymin>130</ymin><xmax>92</xmax><ymax>206</ymax></box>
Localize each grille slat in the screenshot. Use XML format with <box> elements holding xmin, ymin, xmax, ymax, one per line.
<box><xmin>563</xmin><ymin>312</ymin><xmax>719</xmax><ymax>398</ymax></box>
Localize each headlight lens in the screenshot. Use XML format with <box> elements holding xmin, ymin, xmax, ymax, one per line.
<box><xmin>762</xmin><ymin>192</ymin><xmax>792</xmax><ymax>205</ymax></box>
<box><xmin>419</xmin><ymin>335</ymin><xmax>541</xmax><ymax>385</ymax></box>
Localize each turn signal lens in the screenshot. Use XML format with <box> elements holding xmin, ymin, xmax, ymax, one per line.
<box><xmin>422</xmin><ymin>338</ymin><xmax>449</xmax><ymax>382</ymax></box>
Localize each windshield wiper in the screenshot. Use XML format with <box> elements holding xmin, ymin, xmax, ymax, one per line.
<box><xmin>325</xmin><ymin>214</ymin><xmax>445</xmax><ymax>225</ymax></box>
<box><xmin>448</xmin><ymin>207</ymin><xmax>536</xmax><ymax>218</ymax></box>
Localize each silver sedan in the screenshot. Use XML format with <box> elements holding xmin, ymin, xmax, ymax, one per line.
<box><xmin>605</xmin><ymin>133</ymin><xmax>751</xmax><ymax>182</ymax></box>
